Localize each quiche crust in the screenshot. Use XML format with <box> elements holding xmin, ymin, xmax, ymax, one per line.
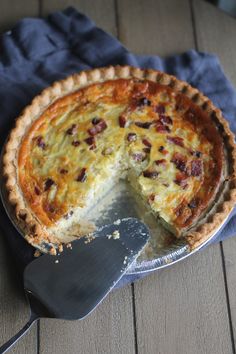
<box><xmin>2</xmin><ymin>66</ymin><xmax>236</xmax><ymax>255</ymax></box>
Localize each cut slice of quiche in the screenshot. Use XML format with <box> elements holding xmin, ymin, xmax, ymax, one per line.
<box><xmin>2</xmin><ymin>66</ymin><xmax>236</xmax><ymax>255</ymax></box>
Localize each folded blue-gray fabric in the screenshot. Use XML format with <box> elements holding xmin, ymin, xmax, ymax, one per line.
<box><xmin>0</xmin><ymin>7</ymin><xmax>236</xmax><ymax>284</ymax></box>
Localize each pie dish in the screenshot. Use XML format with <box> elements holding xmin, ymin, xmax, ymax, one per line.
<box><xmin>2</xmin><ymin>66</ymin><xmax>236</xmax><ymax>255</ymax></box>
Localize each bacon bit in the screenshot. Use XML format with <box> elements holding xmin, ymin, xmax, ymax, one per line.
<box><xmin>77</xmin><ymin>168</ymin><xmax>87</xmax><ymax>182</ymax></box>
<box><xmin>44</xmin><ymin>178</ymin><xmax>55</xmax><ymax>191</ymax></box>
<box><xmin>88</xmin><ymin>126</ymin><xmax>98</xmax><ymax>136</ymax></box>
<box><xmin>92</xmin><ymin>117</ymin><xmax>101</xmax><ymax>125</ymax></box>
<box><xmin>142</xmin><ymin>138</ymin><xmax>152</xmax><ymax>147</ymax></box>
<box><xmin>167</xmin><ymin>136</ymin><xmax>184</xmax><ymax>147</ymax></box>
<box><xmin>171</xmin><ymin>152</ymin><xmax>187</xmax><ymax>172</ymax></box>
<box><xmin>185</xmin><ymin>108</ymin><xmax>196</xmax><ymax>122</ymax></box>
<box><xmin>158</xmin><ymin>146</ymin><xmax>169</xmax><ymax>155</ymax></box>
<box><xmin>19</xmin><ymin>212</ymin><xmax>27</xmax><ymax>221</ymax></box>
<box><xmin>143</xmin><ymin>170</ymin><xmax>159</xmax><ymax>179</ymax></box>
<box><xmin>161</xmin><ymin>150</ymin><xmax>168</xmax><ymax>155</ymax></box>
<box><xmin>66</xmin><ymin>124</ymin><xmax>77</xmax><ymax>135</ymax></box>
<box><xmin>155</xmin><ymin>159</ymin><xmax>166</xmax><ymax>166</ymax></box>
<box><xmin>60</xmin><ymin>169</ymin><xmax>68</xmax><ymax>174</ymax></box>
<box><xmin>190</xmin><ymin>150</ymin><xmax>202</xmax><ymax>158</ymax></box>
<box><xmin>191</xmin><ymin>160</ymin><xmax>202</xmax><ymax>177</ymax></box>
<box><xmin>188</xmin><ymin>198</ymin><xmax>199</xmax><ymax>209</ymax></box>
<box><xmin>174</xmin><ymin>173</ymin><xmax>189</xmax><ymax>189</ymax></box>
<box><xmin>72</xmin><ymin>140</ymin><xmax>80</xmax><ymax>147</ymax></box>
<box><xmin>36</xmin><ymin>136</ymin><xmax>46</xmax><ymax>149</ymax></box>
<box><xmin>156</xmin><ymin>124</ymin><xmax>170</xmax><ymax>133</ymax></box>
<box><xmin>132</xmin><ymin>153</ymin><xmax>146</xmax><ymax>162</ymax></box>
<box><xmin>159</xmin><ymin>115</ymin><xmax>173</xmax><ymax>125</ymax></box>
<box><xmin>119</xmin><ymin>115</ymin><xmax>127</xmax><ymax>128</ymax></box>
<box><xmin>45</xmin><ymin>204</ymin><xmax>55</xmax><ymax>214</ymax></box>
<box><xmin>48</xmin><ymin>205</ymin><xmax>55</xmax><ymax>213</ymax></box>
<box><xmin>175</xmin><ymin>203</ymin><xmax>192</xmax><ymax>221</ymax></box>
<box><xmin>64</xmin><ymin>210</ymin><xmax>74</xmax><ymax>219</ymax></box>
<box><xmin>127</xmin><ymin>133</ymin><xmax>137</xmax><ymax>142</ymax></box>
<box><xmin>95</xmin><ymin>119</ymin><xmax>107</xmax><ymax>132</ymax></box>
<box><xmin>135</xmin><ymin>121</ymin><xmax>152</xmax><ymax>129</ymax></box>
<box><xmin>137</xmin><ymin>97</ymin><xmax>151</xmax><ymax>107</ymax></box>
<box><xmin>143</xmin><ymin>147</ymin><xmax>151</xmax><ymax>154</ymax></box>
<box><xmin>155</xmin><ymin>104</ymin><xmax>165</xmax><ymax>114</ymax></box>
<box><xmin>175</xmin><ymin>205</ymin><xmax>183</xmax><ymax>217</ymax></box>
<box><xmin>34</xmin><ymin>186</ymin><xmax>41</xmax><ymax>195</ymax></box>
<box><xmin>88</xmin><ymin>119</ymin><xmax>107</xmax><ymax>136</ymax></box>
<box><xmin>84</xmin><ymin>136</ymin><xmax>95</xmax><ymax>145</ymax></box>
<box><xmin>148</xmin><ymin>194</ymin><xmax>155</xmax><ymax>202</ymax></box>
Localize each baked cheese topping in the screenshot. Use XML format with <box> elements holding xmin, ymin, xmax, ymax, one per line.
<box><xmin>18</xmin><ymin>79</ymin><xmax>223</xmax><ymax>236</ymax></box>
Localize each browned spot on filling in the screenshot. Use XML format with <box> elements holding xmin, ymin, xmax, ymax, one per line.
<box><xmin>77</xmin><ymin>168</ymin><xmax>87</xmax><ymax>182</ymax></box>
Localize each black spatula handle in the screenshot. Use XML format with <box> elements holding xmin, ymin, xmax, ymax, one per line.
<box><xmin>0</xmin><ymin>314</ymin><xmax>38</xmax><ymax>354</ymax></box>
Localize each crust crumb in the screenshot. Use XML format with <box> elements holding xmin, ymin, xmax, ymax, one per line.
<box><xmin>58</xmin><ymin>244</ymin><xmax>63</xmax><ymax>253</ymax></box>
<box><xmin>34</xmin><ymin>250</ymin><xmax>41</xmax><ymax>258</ymax></box>
<box><xmin>84</xmin><ymin>233</ymin><xmax>95</xmax><ymax>244</ymax></box>
<box><xmin>49</xmin><ymin>247</ymin><xmax>57</xmax><ymax>256</ymax></box>
<box><xmin>107</xmin><ymin>230</ymin><xmax>120</xmax><ymax>240</ymax></box>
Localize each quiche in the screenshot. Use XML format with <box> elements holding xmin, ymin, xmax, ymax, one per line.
<box><xmin>2</xmin><ymin>66</ymin><xmax>236</xmax><ymax>255</ymax></box>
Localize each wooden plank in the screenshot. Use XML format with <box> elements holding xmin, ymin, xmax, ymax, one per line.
<box><xmin>41</xmin><ymin>0</ymin><xmax>117</xmax><ymax>36</ymax></box>
<box><xmin>0</xmin><ymin>232</ymin><xmax>37</xmax><ymax>353</ymax></box>
<box><xmin>117</xmin><ymin>0</ymin><xmax>195</xmax><ymax>56</ymax></box>
<box><xmin>192</xmin><ymin>0</ymin><xmax>236</xmax><ymax>86</ymax></box>
<box><xmin>0</xmin><ymin>0</ymin><xmax>39</xmax><ymax>33</ymax></box>
<box><xmin>192</xmin><ymin>0</ymin><xmax>236</xmax><ymax>348</ymax></box>
<box><xmin>221</xmin><ymin>238</ymin><xmax>236</xmax><ymax>343</ymax></box>
<box><xmin>39</xmin><ymin>1</ymin><xmax>135</xmax><ymax>353</ymax></box>
<box><xmin>133</xmin><ymin>244</ymin><xmax>232</xmax><ymax>354</ymax></box>
<box><xmin>39</xmin><ymin>286</ymin><xmax>135</xmax><ymax>354</ymax></box>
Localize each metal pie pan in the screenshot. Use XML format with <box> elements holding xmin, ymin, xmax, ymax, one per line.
<box><xmin>0</xmin><ymin>174</ymin><xmax>231</xmax><ymax>275</ymax></box>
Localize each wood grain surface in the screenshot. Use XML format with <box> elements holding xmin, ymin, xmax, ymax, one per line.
<box><xmin>0</xmin><ymin>0</ymin><xmax>38</xmax><ymax>33</ymax></box>
<box><xmin>0</xmin><ymin>0</ymin><xmax>236</xmax><ymax>353</ymax></box>
<box><xmin>41</xmin><ymin>0</ymin><xmax>117</xmax><ymax>36</ymax></box>
<box><xmin>117</xmin><ymin>0</ymin><xmax>194</xmax><ymax>56</ymax></box>
<box><xmin>133</xmin><ymin>244</ymin><xmax>232</xmax><ymax>354</ymax></box>
<box><xmin>192</xmin><ymin>1</ymin><xmax>236</xmax><ymax>351</ymax></box>
<box><xmin>222</xmin><ymin>237</ymin><xmax>236</xmax><ymax>350</ymax></box>
<box><xmin>0</xmin><ymin>231</ymin><xmax>37</xmax><ymax>354</ymax></box>
<box><xmin>39</xmin><ymin>287</ymin><xmax>135</xmax><ymax>354</ymax></box>
<box><xmin>192</xmin><ymin>0</ymin><xmax>236</xmax><ymax>84</ymax></box>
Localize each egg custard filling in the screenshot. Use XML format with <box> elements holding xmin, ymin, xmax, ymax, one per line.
<box><xmin>17</xmin><ymin>78</ymin><xmax>225</xmax><ymax>248</ymax></box>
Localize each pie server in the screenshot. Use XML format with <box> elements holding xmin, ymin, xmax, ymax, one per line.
<box><xmin>0</xmin><ymin>217</ymin><xmax>150</xmax><ymax>354</ymax></box>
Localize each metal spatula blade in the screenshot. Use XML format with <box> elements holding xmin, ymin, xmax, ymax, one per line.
<box><xmin>0</xmin><ymin>217</ymin><xmax>150</xmax><ymax>354</ymax></box>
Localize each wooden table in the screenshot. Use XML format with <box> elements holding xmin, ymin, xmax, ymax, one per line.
<box><xmin>1</xmin><ymin>1</ymin><xmax>236</xmax><ymax>353</ymax></box>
